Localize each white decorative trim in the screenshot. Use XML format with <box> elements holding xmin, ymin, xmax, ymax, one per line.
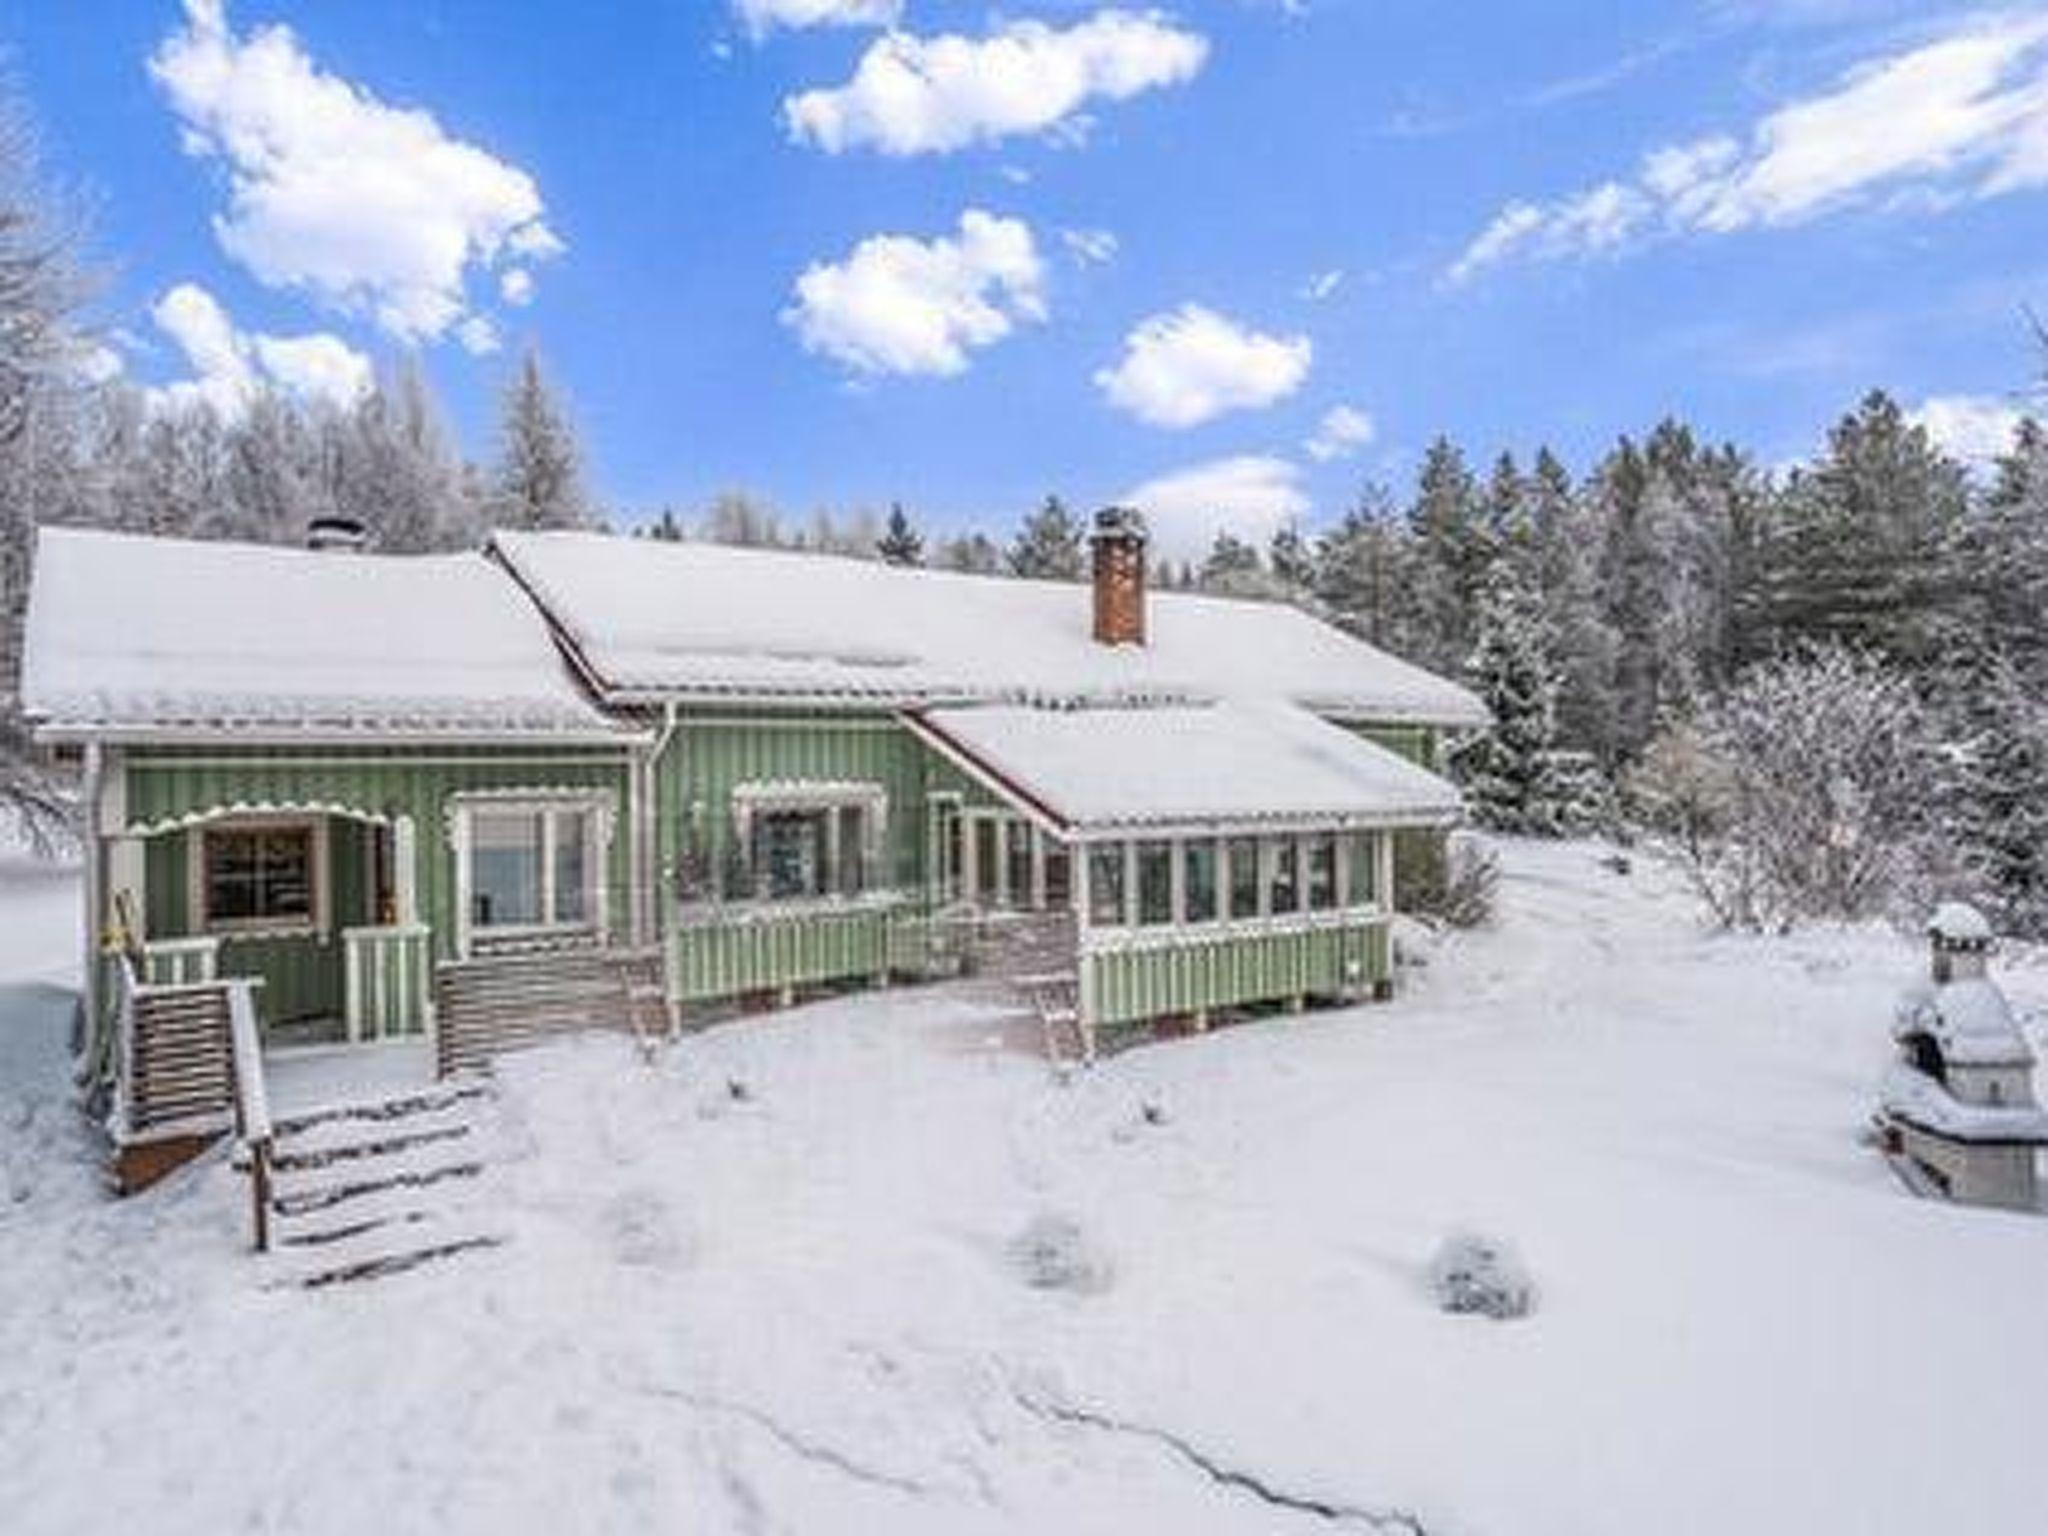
<box><xmin>127</xmin><ymin>800</ymin><xmax>390</xmax><ymax>838</ymax></box>
<box><xmin>441</xmin><ymin>786</ymin><xmax>619</xmax><ymax>851</ymax></box>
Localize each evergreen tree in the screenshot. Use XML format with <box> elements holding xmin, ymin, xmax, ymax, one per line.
<box><xmin>1455</xmin><ymin>561</ymin><xmax>1578</xmax><ymax>835</ymax></box>
<box><xmin>935</xmin><ymin>530</ymin><xmax>1002</xmax><ymax>573</ymax></box>
<box><xmin>1316</xmin><ymin>484</ymin><xmax>1423</xmax><ymax>653</ymax></box>
<box><xmin>1760</xmin><ymin>390</ymin><xmax>1971</xmax><ymax>671</ymax></box>
<box><xmin>1405</xmin><ymin>437</ymin><xmax>1492</xmax><ymax>675</ymax></box>
<box><xmin>877</xmin><ymin>501</ymin><xmax>924</xmax><ymax>566</ymax></box>
<box><xmin>1008</xmin><ymin>495</ymin><xmax>1084</xmax><ymax>579</ymax></box>
<box><xmin>1268</xmin><ymin>521</ymin><xmax>1316</xmax><ymax>594</ymax></box>
<box><xmin>701</xmin><ymin>489</ymin><xmax>782</xmax><ymax>547</ymax></box>
<box><xmin>640</xmin><ymin>506</ymin><xmax>686</xmax><ymax>542</ymax></box>
<box><xmin>1197</xmin><ymin>530</ymin><xmax>1265</xmax><ymax>596</ymax></box>
<box><xmin>491</xmin><ymin>348</ymin><xmax>591</xmax><ymax>531</ymax></box>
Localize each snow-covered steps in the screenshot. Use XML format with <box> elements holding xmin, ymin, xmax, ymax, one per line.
<box><xmin>259</xmin><ymin>1082</ymin><xmax>508</xmax><ymax>1290</ymax></box>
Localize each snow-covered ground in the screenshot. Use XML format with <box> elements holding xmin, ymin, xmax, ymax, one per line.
<box><xmin>4</xmin><ymin>841</ymin><xmax>2046</xmax><ymax>1535</ymax></box>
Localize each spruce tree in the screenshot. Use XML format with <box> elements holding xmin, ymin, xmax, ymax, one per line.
<box><xmin>877</xmin><ymin>502</ymin><xmax>924</xmax><ymax>565</ymax></box>
<box><xmin>1008</xmin><ymin>495</ymin><xmax>1084</xmax><ymax>579</ymax></box>
<box><xmin>1268</xmin><ymin>521</ymin><xmax>1315</xmax><ymax>594</ymax></box>
<box><xmin>1198</xmin><ymin>530</ymin><xmax>1265</xmax><ymax>596</ymax></box>
<box><xmin>491</xmin><ymin>348</ymin><xmax>591</xmax><ymax>531</ymax></box>
<box><xmin>1457</xmin><ymin>560</ymin><xmax>1575</xmax><ymax>835</ymax></box>
<box><xmin>1406</xmin><ymin>438</ymin><xmax>1492</xmax><ymax>676</ymax></box>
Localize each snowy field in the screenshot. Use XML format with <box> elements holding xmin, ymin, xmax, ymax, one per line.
<box><xmin>4</xmin><ymin>841</ymin><xmax>2047</xmax><ymax>1535</ymax></box>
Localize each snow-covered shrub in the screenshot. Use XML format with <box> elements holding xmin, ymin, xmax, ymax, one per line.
<box><xmin>1630</xmin><ymin>646</ymin><xmax>1948</xmax><ymax>932</ymax></box>
<box><xmin>1405</xmin><ymin>830</ymin><xmax>1499</xmax><ymax>930</ymax></box>
<box><xmin>1430</xmin><ymin>1231</ymin><xmax>1534</xmax><ymax>1320</ymax></box>
<box><xmin>1009</xmin><ymin>1212</ymin><xmax>1114</xmax><ymax>1294</ymax></box>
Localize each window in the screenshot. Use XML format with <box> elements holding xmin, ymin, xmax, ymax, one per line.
<box><xmin>469</xmin><ymin>806</ymin><xmax>596</xmax><ymax>931</ymax></box>
<box><xmin>1183</xmin><ymin>840</ymin><xmax>1218</xmax><ymax>924</ymax></box>
<box><xmin>1088</xmin><ymin>842</ymin><xmax>1126</xmax><ymax>926</ymax></box>
<box><xmin>201</xmin><ymin>823</ymin><xmax>315</xmax><ymax>932</ymax></box>
<box><xmin>1005</xmin><ymin>821</ymin><xmax>1035</xmax><ymax>909</ymax></box>
<box><xmin>1347</xmin><ymin>831</ymin><xmax>1377</xmax><ymax>906</ymax></box>
<box><xmin>1137</xmin><ymin>840</ymin><xmax>1174</xmax><ymax>925</ymax></box>
<box><xmin>1307</xmin><ymin>835</ymin><xmax>1338</xmax><ymax>912</ymax></box>
<box><xmin>1227</xmin><ymin>837</ymin><xmax>1260</xmax><ymax>920</ymax></box>
<box><xmin>1267</xmin><ymin>837</ymin><xmax>1299</xmax><ymax>915</ymax></box>
<box><xmin>753</xmin><ymin>810</ymin><xmax>829</xmax><ymax>900</ymax></box>
<box><xmin>1044</xmin><ymin>842</ymin><xmax>1074</xmax><ymax>909</ymax></box>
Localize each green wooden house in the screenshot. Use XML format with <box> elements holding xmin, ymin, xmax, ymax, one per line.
<box><xmin>21</xmin><ymin>509</ymin><xmax>1484</xmax><ymax>1185</ymax></box>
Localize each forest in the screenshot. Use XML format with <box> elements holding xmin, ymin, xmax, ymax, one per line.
<box><xmin>4</xmin><ymin>93</ymin><xmax>2045</xmax><ymax>937</ymax></box>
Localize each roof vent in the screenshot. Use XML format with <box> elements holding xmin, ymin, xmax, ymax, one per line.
<box><xmin>306</xmin><ymin>515</ymin><xmax>369</xmax><ymax>554</ymax></box>
<box><xmin>1090</xmin><ymin>506</ymin><xmax>1148</xmax><ymax>648</ymax></box>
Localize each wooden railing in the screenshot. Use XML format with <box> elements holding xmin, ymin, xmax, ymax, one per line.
<box><xmin>114</xmin><ymin>960</ymin><xmax>238</xmax><ymax>1143</ymax></box>
<box><xmin>225</xmin><ymin>981</ymin><xmax>274</xmax><ymax>1253</ymax></box>
<box><xmin>141</xmin><ymin>935</ymin><xmax>220</xmax><ymax>987</ymax></box>
<box><xmin>343</xmin><ymin>923</ymin><xmax>435</xmax><ymax>1043</ymax></box>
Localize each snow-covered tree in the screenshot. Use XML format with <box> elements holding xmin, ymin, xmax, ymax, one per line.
<box><xmin>1008</xmin><ymin>495</ymin><xmax>1084</xmax><ymax>580</ymax></box>
<box><xmin>935</xmin><ymin>530</ymin><xmax>1002</xmax><ymax>573</ymax></box>
<box><xmin>1632</xmin><ymin>646</ymin><xmax>1946</xmax><ymax>930</ymax></box>
<box><xmin>1197</xmin><ymin>530</ymin><xmax>1268</xmax><ymax>597</ymax></box>
<box><xmin>877</xmin><ymin>502</ymin><xmax>924</xmax><ymax>566</ymax></box>
<box><xmin>491</xmin><ymin>348</ymin><xmax>591</xmax><ymax>531</ymax></box>
<box><xmin>1267</xmin><ymin>521</ymin><xmax>1315</xmax><ymax>594</ymax></box>
<box><xmin>1455</xmin><ymin>561</ymin><xmax>1579</xmax><ymax>835</ymax></box>
<box><xmin>1405</xmin><ymin>437</ymin><xmax>1492</xmax><ymax>676</ymax></box>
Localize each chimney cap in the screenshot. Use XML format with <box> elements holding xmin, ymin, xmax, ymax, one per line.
<box><xmin>306</xmin><ymin>515</ymin><xmax>369</xmax><ymax>553</ymax></box>
<box><xmin>1090</xmin><ymin>505</ymin><xmax>1148</xmax><ymax>544</ymax></box>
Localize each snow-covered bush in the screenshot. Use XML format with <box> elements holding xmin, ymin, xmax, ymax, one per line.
<box><xmin>1630</xmin><ymin>646</ymin><xmax>1949</xmax><ymax>932</ymax></box>
<box><xmin>1404</xmin><ymin>830</ymin><xmax>1499</xmax><ymax>930</ymax></box>
<box><xmin>1430</xmin><ymin>1231</ymin><xmax>1534</xmax><ymax>1320</ymax></box>
<box><xmin>1008</xmin><ymin>1212</ymin><xmax>1114</xmax><ymax>1294</ymax></box>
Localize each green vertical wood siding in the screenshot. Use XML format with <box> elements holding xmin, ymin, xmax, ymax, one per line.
<box><xmin>123</xmin><ymin>746</ymin><xmax>633</xmax><ymax>1029</ymax></box>
<box><xmin>1084</xmin><ymin>917</ymin><xmax>1390</xmax><ymax>1028</ymax></box>
<box><xmin>655</xmin><ymin>713</ymin><xmax>940</xmax><ymax>901</ymax></box>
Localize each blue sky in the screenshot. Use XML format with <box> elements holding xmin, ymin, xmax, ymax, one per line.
<box><xmin>5</xmin><ymin>0</ymin><xmax>2046</xmax><ymax>556</ymax></box>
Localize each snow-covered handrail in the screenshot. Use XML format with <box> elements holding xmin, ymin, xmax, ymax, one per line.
<box><xmin>224</xmin><ymin>981</ymin><xmax>274</xmax><ymax>1253</ymax></box>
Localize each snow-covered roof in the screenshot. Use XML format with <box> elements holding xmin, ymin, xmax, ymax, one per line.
<box><xmin>1893</xmin><ymin>978</ymin><xmax>2033</xmax><ymax>1069</ymax></box>
<box><xmin>20</xmin><ymin>527</ymin><xmax>618</xmax><ymax>740</ymax></box>
<box><xmin>489</xmin><ymin>530</ymin><xmax>1487</xmax><ymax>725</ymax></box>
<box><xmin>911</xmin><ymin>699</ymin><xmax>1462</xmax><ymax>835</ymax></box>
<box><xmin>1928</xmin><ymin>901</ymin><xmax>1993</xmax><ymax>945</ymax></box>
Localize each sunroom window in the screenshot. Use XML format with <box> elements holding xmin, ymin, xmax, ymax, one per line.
<box><xmin>1227</xmin><ymin>837</ymin><xmax>1260</xmax><ymax>920</ymax></box>
<box><xmin>1183</xmin><ymin>840</ymin><xmax>1218</xmax><ymax>924</ymax></box>
<box><xmin>1307</xmin><ymin>835</ymin><xmax>1339</xmax><ymax>912</ymax></box>
<box><xmin>1136</xmin><ymin>841</ymin><xmax>1174</xmax><ymax>925</ymax></box>
<box><xmin>1267</xmin><ymin>837</ymin><xmax>1300</xmax><ymax>915</ymax></box>
<box><xmin>1087</xmin><ymin>843</ymin><xmax>1126</xmax><ymax>926</ymax></box>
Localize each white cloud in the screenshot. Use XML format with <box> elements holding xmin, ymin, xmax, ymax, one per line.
<box><xmin>784</xmin><ymin>10</ymin><xmax>1209</xmax><ymax>156</ymax></box>
<box><xmin>1449</xmin><ymin>12</ymin><xmax>2048</xmax><ymax>281</ymax></box>
<box><xmin>1095</xmin><ymin>305</ymin><xmax>1312</xmax><ymax>429</ymax></box>
<box><xmin>1302</xmin><ymin>268</ymin><xmax>1345</xmax><ymax>301</ymax></box>
<box><xmin>783</xmin><ymin>210</ymin><xmax>1047</xmax><ymax>377</ymax></box>
<box><xmin>735</xmin><ymin>0</ymin><xmax>900</xmax><ymax>37</ymax></box>
<box><xmin>148</xmin><ymin>281</ymin><xmax>370</xmax><ymax>416</ymax></box>
<box><xmin>500</xmin><ymin>268</ymin><xmax>535</xmax><ymax>307</ymax></box>
<box><xmin>1305</xmin><ymin>403</ymin><xmax>1377</xmax><ymax>462</ymax></box>
<box><xmin>1909</xmin><ymin>393</ymin><xmax>2028</xmax><ymax>464</ymax></box>
<box><xmin>1121</xmin><ymin>454</ymin><xmax>1310</xmax><ymax>562</ymax></box>
<box><xmin>1060</xmin><ymin>227</ymin><xmax>1120</xmax><ymax>266</ymax></box>
<box><xmin>151</xmin><ymin>0</ymin><xmax>562</xmax><ymax>344</ymax></box>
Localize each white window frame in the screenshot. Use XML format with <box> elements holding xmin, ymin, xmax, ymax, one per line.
<box><xmin>730</xmin><ymin>781</ymin><xmax>888</xmax><ymax>905</ymax></box>
<box><xmin>189</xmin><ymin>815</ymin><xmax>330</xmax><ymax>941</ymax></box>
<box><xmin>449</xmin><ymin>791</ymin><xmax>614</xmax><ymax>956</ymax></box>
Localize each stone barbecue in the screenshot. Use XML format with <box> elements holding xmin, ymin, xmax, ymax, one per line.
<box><xmin>1878</xmin><ymin>902</ymin><xmax>2048</xmax><ymax>1211</ymax></box>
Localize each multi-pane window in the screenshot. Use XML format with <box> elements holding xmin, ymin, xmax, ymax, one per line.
<box><xmin>747</xmin><ymin>804</ymin><xmax>870</xmax><ymax>902</ymax></box>
<box><xmin>1136</xmin><ymin>840</ymin><xmax>1174</xmax><ymax>925</ymax></box>
<box><xmin>202</xmin><ymin>825</ymin><xmax>313</xmax><ymax>930</ymax></box>
<box><xmin>1088</xmin><ymin>842</ymin><xmax>1126</xmax><ymax>926</ymax></box>
<box><xmin>1228</xmin><ymin>837</ymin><xmax>1260</xmax><ymax>919</ymax></box>
<box><xmin>471</xmin><ymin>807</ymin><xmax>594</xmax><ymax>930</ymax></box>
<box><xmin>1183</xmin><ymin>840</ymin><xmax>1218</xmax><ymax>924</ymax></box>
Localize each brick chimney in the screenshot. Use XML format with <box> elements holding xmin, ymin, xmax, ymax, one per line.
<box><xmin>1090</xmin><ymin>506</ymin><xmax>1149</xmax><ymax>647</ymax></box>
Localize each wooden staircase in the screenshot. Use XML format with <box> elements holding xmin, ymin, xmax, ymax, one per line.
<box><xmin>960</xmin><ymin>911</ymin><xmax>1092</xmax><ymax>1071</ymax></box>
<box><xmin>258</xmin><ymin>1084</ymin><xmax>506</xmax><ymax>1289</ymax></box>
<box><xmin>434</xmin><ymin>945</ymin><xmax>667</xmax><ymax>1075</ymax></box>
